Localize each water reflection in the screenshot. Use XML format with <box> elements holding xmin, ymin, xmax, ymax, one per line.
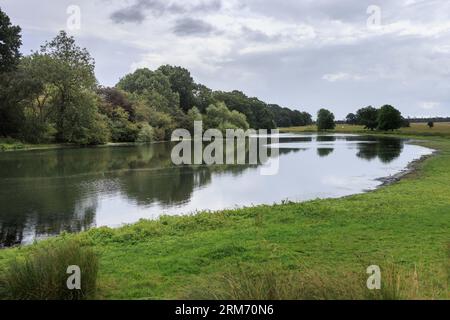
<box><xmin>317</xmin><ymin>148</ymin><xmax>334</xmax><ymax>157</ymax></box>
<box><xmin>0</xmin><ymin>134</ymin><xmax>432</xmax><ymax>247</ymax></box>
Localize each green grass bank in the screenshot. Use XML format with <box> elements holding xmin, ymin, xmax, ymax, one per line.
<box><xmin>0</xmin><ymin>132</ymin><xmax>449</xmax><ymax>300</ymax></box>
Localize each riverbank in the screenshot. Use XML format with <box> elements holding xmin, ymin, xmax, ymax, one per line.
<box><xmin>0</xmin><ymin>134</ymin><xmax>449</xmax><ymax>299</ymax></box>
<box><xmin>0</xmin><ymin>139</ymin><xmax>161</xmax><ymax>152</ymax></box>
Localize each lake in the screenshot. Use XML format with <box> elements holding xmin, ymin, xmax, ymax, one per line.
<box><xmin>0</xmin><ymin>133</ymin><xmax>433</xmax><ymax>247</ymax></box>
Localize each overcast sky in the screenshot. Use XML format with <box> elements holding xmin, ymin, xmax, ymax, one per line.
<box><xmin>2</xmin><ymin>0</ymin><xmax>450</xmax><ymax>118</ymax></box>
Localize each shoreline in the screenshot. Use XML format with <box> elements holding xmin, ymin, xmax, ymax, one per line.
<box><xmin>376</xmin><ymin>150</ymin><xmax>438</xmax><ymax>187</ymax></box>
<box><xmin>0</xmin><ymin>136</ymin><xmax>441</xmax><ymax>250</ymax></box>
<box><xmin>0</xmin><ymin>135</ymin><xmax>449</xmax><ymax>299</ymax></box>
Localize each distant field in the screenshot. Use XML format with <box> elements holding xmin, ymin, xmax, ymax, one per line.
<box><xmin>281</xmin><ymin>122</ymin><xmax>450</xmax><ymax>137</ymax></box>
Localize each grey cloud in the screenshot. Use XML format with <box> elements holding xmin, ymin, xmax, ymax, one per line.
<box><xmin>241</xmin><ymin>26</ymin><xmax>272</xmax><ymax>42</ymax></box>
<box><xmin>173</xmin><ymin>18</ymin><xmax>215</xmax><ymax>36</ymax></box>
<box><xmin>110</xmin><ymin>0</ymin><xmax>221</xmax><ymax>24</ymax></box>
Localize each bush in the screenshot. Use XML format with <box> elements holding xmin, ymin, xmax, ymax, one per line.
<box><xmin>0</xmin><ymin>240</ymin><xmax>98</xmax><ymax>300</ymax></box>
<box><xmin>136</xmin><ymin>123</ymin><xmax>154</xmax><ymax>142</ymax></box>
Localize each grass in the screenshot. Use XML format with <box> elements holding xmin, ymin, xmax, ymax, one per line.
<box><xmin>0</xmin><ymin>133</ymin><xmax>449</xmax><ymax>300</ymax></box>
<box><xmin>183</xmin><ymin>262</ymin><xmax>429</xmax><ymax>300</ymax></box>
<box><xmin>281</xmin><ymin>122</ymin><xmax>450</xmax><ymax>138</ymax></box>
<box><xmin>0</xmin><ymin>239</ymin><xmax>98</xmax><ymax>300</ymax></box>
<box><xmin>0</xmin><ymin>137</ymin><xmax>70</xmax><ymax>152</ymax></box>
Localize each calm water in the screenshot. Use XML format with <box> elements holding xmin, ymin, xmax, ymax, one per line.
<box><xmin>0</xmin><ymin>134</ymin><xmax>433</xmax><ymax>247</ymax></box>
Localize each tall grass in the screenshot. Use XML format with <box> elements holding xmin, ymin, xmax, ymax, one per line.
<box><xmin>184</xmin><ymin>263</ymin><xmax>445</xmax><ymax>300</ymax></box>
<box><xmin>0</xmin><ymin>240</ymin><xmax>98</xmax><ymax>300</ymax></box>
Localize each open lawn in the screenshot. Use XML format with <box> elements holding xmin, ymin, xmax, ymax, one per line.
<box><xmin>0</xmin><ymin>135</ymin><xmax>449</xmax><ymax>299</ymax></box>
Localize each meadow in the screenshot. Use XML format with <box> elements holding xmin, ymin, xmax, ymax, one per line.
<box><xmin>281</xmin><ymin>122</ymin><xmax>450</xmax><ymax>137</ymax></box>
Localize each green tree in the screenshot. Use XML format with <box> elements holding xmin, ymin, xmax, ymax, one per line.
<box><xmin>0</xmin><ymin>8</ymin><xmax>22</xmax><ymax>73</ymax></box>
<box><xmin>117</xmin><ymin>68</ymin><xmax>180</xmax><ymax>114</ymax></box>
<box><xmin>204</xmin><ymin>102</ymin><xmax>249</xmax><ymax>131</ymax></box>
<box><xmin>186</xmin><ymin>106</ymin><xmax>203</xmax><ymax>133</ymax></box>
<box><xmin>193</xmin><ymin>84</ymin><xmax>213</xmax><ymax>113</ymax></box>
<box><xmin>109</xmin><ymin>107</ymin><xmax>139</xmax><ymax>142</ymax></box>
<box><xmin>0</xmin><ymin>8</ymin><xmax>24</xmax><ymax>137</ymax></box>
<box><xmin>316</xmin><ymin>109</ymin><xmax>335</xmax><ymax>131</ymax></box>
<box><xmin>212</xmin><ymin>90</ymin><xmax>275</xmax><ymax>129</ymax></box>
<box><xmin>346</xmin><ymin>113</ymin><xmax>358</xmax><ymax>125</ymax></box>
<box><xmin>136</xmin><ymin>123</ymin><xmax>154</xmax><ymax>142</ymax></box>
<box><xmin>157</xmin><ymin>65</ymin><xmax>195</xmax><ymax>112</ymax></box>
<box><xmin>377</xmin><ymin>105</ymin><xmax>402</xmax><ymax>131</ymax></box>
<box><xmin>356</xmin><ymin>106</ymin><xmax>379</xmax><ymax>130</ymax></box>
<box><xmin>38</xmin><ymin>31</ymin><xmax>99</xmax><ymax>142</ymax></box>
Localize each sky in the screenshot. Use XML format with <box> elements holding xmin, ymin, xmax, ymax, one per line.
<box><xmin>1</xmin><ymin>0</ymin><xmax>450</xmax><ymax>119</ymax></box>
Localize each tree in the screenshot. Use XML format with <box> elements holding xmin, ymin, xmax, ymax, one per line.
<box><xmin>117</xmin><ymin>68</ymin><xmax>180</xmax><ymax>114</ymax></box>
<box><xmin>427</xmin><ymin>121</ymin><xmax>434</xmax><ymax>128</ymax></box>
<box><xmin>97</xmin><ymin>87</ymin><xmax>134</xmax><ymax>119</ymax></box>
<box><xmin>38</xmin><ymin>31</ymin><xmax>99</xmax><ymax>142</ymax></box>
<box><xmin>0</xmin><ymin>8</ymin><xmax>23</xmax><ymax>137</ymax></box>
<box><xmin>377</xmin><ymin>105</ymin><xmax>403</xmax><ymax>131</ymax></box>
<box><xmin>212</xmin><ymin>90</ymin><xmax>275</xmax><ymax>129</ymax></box>
<box><xmin>186</xmin><ymin>106</ymin><xmax>203</xmax><ymax>133</ymax></box>
<box><xmin>356</xmin><ymin>106</ymin><xmax>378</xmax><ymax>130</ymax></box>
<box><xmin>108</xmin><ymin>107</ymin><xmax>139</xmax><ymax>142</ymax></box>
<box><xmin>193</xmin><ymin>84</ymin><xmax>213</xmax><ymax>113</ymax></box>
<box><xmin>316</xmin><ymin>109</ymin><xmax>335</xmax><ymax>131</ymax></box>
<box><xmin>204</xmin><ymin>102</ymin><xmax>249</xmax><ymax>131</ymax></box>
<box><xmin>346</xmin><ymin>113</ymin><xmax>358</xmax><ymax>125</ymax></box>
<box><xmin>0</xmin><ymin>8</ymin><xmax>22</xmax><ymax>73</ymax></box>
<box><xmin>157</xmin><ymin>65</ymin><xmax>195</xmax><ymax>112</ymax></box>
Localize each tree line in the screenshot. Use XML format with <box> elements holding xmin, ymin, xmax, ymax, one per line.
<box><xmin>0</xmin><ymin>8</ymin><xmax>312</xmax><ymax>145</ymax></box>
<box><xmin>315</xmin><ymin>105</ymin><xmax>408</xmax><ymax>131</ymax></box>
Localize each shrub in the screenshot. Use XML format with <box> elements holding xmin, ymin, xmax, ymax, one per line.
<box><xmin>0</xmin><ymin>240</ymin><xmax>98</xmax><ymax>300</ymax></box>
<box><xmin>136</xmin><ymin>123</ymin><xmax>154</xmax><ymax>143</ymax></box>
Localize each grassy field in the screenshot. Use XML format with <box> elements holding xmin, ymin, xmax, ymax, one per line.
<box><xmin>281</xmin><ymin>122</ymin><xmax>450</xmax><ymax>138</ymax></box>
<box><xmin>0</xmin><ymin>134</ymin><xmax>449</xmax><ymax>299</ymax></box>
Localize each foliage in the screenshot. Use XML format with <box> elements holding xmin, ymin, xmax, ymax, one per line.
<box><xmin>377</xmin><ymin>105</ymin><xmax>403</xmax><ymax>131</ymax></box>
<box><xmin>0</xmin><ymin>7</ymin><xmax>320</xmax><ymax>145</ymax></box>
<box><xmin>317</xmin><ymin>108</ymin><xmax>335</xmax><ymax>130</ymax></box>
<box><xmin>109</xmin><ymin>107</ymin><xmax>139</xmax><ymax>142</ymax></box>
<box><xmin>0</xmin><ymin>8</ymin><xmax>23</xmax><ymax>137</ymax></box>
<box><xmin>136</xmin><ymin>123</ymin><xmax>154</xmax><ymax>142</ymax></box>
<box><xmin>269</xmin><ymin>104</ymin><xmax>312</xmax><ymax>128</ymax></box>
<box><xmin>0</xmin><ymin>8</ymin><xmax>22</xmax><ymax>73</ymax></box>
<box><xmin>356</xmin><ymin>106</ymin><xmax>379</xmax><ymax>130</ymax></box>
<box><xmin>186</xmin><ymin>106</ymin><xmax>203</xmax><ymax>133</ymax></box>
<box><xmin>204</xmin><ymin>102</ymin><xmax>250</xmax><ymax>131</ymax></box>
<box><xmin>346</xmin><ymin>113</ymin><xmax>358</xmax><ymax>125</ymax></box>
<box><xmin>212</xmin><ymin>91</ymin><xmax>276</xmax><ymax>129</ymax></box>
<box><xmin>0</xmin><ymin>240</ymin><xmax>98</xmax><ymax>300</ymax></box>
<box><xmin>158</xmin><ymin>65</ymin><xmax>195</xmax><ymax>112</ymax></box>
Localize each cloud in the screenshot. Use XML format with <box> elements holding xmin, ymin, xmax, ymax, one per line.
<box><xmin>420</xmin><ymin>102</ymin><xmax>440</xmax><ymax>110</ymax></box>
<box><xmin>110</xmin><ymin>0</ymin><xmax>221</xmax><ymax>24</ymax></box>
<box><xmin>322</xmin><ymin>72</ymin><xmax>363</xmax><ymax>82</ymax></box>
<box><xmin>173</xmin><ymin>18</ymin><xmax>215</xmax><ymax>36</ymax></box>
<box><xmin>4</xmin><ymin>0</ymin><xmax>450</xmax><ymax>118</ymax></box>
